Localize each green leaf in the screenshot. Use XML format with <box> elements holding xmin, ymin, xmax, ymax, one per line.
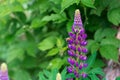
<box><xmin>89</xmin><ymin>74</ymin><xmax>99</xmax><ymax>80</ymax></box>
<box><xmin>90</xmin><ymin>0</ymin><xmax>109</xmax><ymax>16</ymax></box>
<box><xmin>39</xmin><ymin>72</ymin><xmax>46</xmax><ymax>80</ymax></box>
<box><xmin>49</xmin><ymin>69</ymin><xmax>58</xmax><ymax>80</ymax></box>
<box><xmin>56</xmin><ymin>38</ymin><xmax>64</xmax><ymax>48</ymax></box>
<box><xmin>76</xmin><ymin>0</ymin><xmax>80</xmax><ymax>5</ymax></box>
<box><xmin>47</xmin><ymin>58</ymin><xmax>63</xmax><ymax>69</ymax></box>
<box><xmin>100</xmin><ymin>45</ymin><xmax>118</xmax><ymax>62</ymax></box>
<box><xmin>39</xmin><ymin>69</ymin><xmax>58</xmax><ymax>80</ymax></box>
<box><xmin>66</xmin><ymin>20</ymin><xmax>73</xmax><ymax>32</ymax></box>
<box><xmin>86</xmin><ymin>40</ymin><xmax>95</xmax><ymax>51</ymax></box>
<box><xmin>6</xmin><ymin>46</ymin><xmax>24</xmax><ymax>63</ymax></box>
<box><xmin>116</xmin><ymin>76</ymin><xmax>120</xmax><ymax>80</ymax></box>
<box><xmin>43</xmin><ymin>70</ymin><xmax>50</xmax><ymax>78</ymax></box>
<box><xmin>61</xmin><ymin>0</ymin><xmax>76</xmax><ymax>12</ymax></box>
<box><xmin>42</xmin><ymin>13</ymin><xmax>67</xmax><ymax>23</ymax></box>
<box><xmin>107</xmin><ymin>8</ymin><xmax>120</xmax><ymax>26</ymax></box>
<box><xmin>92</xmin><ymin>59</ymin><xmax>105</xmax><ymax>68</ymax></box>
<box><xmin>85</xmin><ymin>52</ymin><xmax>97</xmax><ymax>71</ymax></box>
<box><xmin>89</xmin><ymin>68</ymin><xmax>105</xmax><ymax>76</ymax></box>
<box><xmin>0</xmin><ymin>1</ymin><xmax>23</xmax><ymax>17</ymax></box>
<box><xmin>86</xmin><ymin>39</ymin><xmax>100</xmax><ymax>53</ymax></box>
<box><xmin>66</xmin><ymin>73</ymin><xmax>75</xmax><ymax>79</ymax></box>
<box><xmin>22</xmin><ymin>57</ymin><xmax>37</xmax><ymax>69</ymax></box>
<box><xmin>82</xmin><ymin>77</ymin><xmax>90</xmax><ymax>80</ymax></box>
<box><xmin>108</xmin><ymin>0</ymin><xmax>120</xmax><ymax>10</ymax></box>
<box><xmin>38</xmin><ymin>37</ymin><xmax>56</xmax><ymax>51</ymax></box>
<box><xmin>30</xmin><ymin>18</ymin><xmax>47</xmax><ymax>28</ymax></box>
<box><xmin>61</xmin><ymin>67</ymin><xmax>67</xmax><ymax>80</ymax></box>
<box><xmin>49</xmin><ymin>0</ymin><xmax>61</xmax><ymax>4</ymax></box>
<box><xmin>101</xmin><ymin>38</ymin><xmax>120</xmax><ymax>48</ymax></box>
<box><xmin>81</xmin><ymin>0</ymin><xmax>96</xmax><ymax>9</ymax></box>
<box><xmin>39</xmin><ymin>0</ymin><xmax>50</xmax><ymax>14</ymax></box>
<box><xmin>91</xmin><ymin>42</ymin><xmax>100</xmax><ymax>54</ymax></box>
<box><xmin>25</xmin><ymin>42</ymin><xmax>37</xmax><ymax>57</ymax></box>
<box><xmin>14</xmin><ymin>70</ymin><xmax>31</xmax><ymax>80</ymax></box>
<box><xmin>94</xmin><ymin>28</ymin><xmax>105</xmax><ymax>42</ymax></box>
<box><xmin>46</xmin><ymin>48</ymin><xmax>59</xmax><ymax>57</ymax></box>
<box><xmin>94</xmin><ymin>28</ymin><xmax>117</xmax><ymax>42</ymax></box>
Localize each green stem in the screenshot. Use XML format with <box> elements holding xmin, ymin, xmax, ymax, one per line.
<box><xmin>76</xmin><ymin>33</ymin><xmax>79</xmax><ymax>80</ymax></box>
<box><xmin>83</xmin><ymin>7</ymin><xmax>88</xmax><ymax>27</ymax></box>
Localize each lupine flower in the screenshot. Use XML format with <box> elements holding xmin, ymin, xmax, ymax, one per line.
<box><xmin>0</xmin><ymin>63</ymin><xmax>9</xmax><ymax>80</ymax></box>
<box><xmin>66</xmin><ymin>9</ymin><xmax>88</xmax><ymax>78</ymax></box>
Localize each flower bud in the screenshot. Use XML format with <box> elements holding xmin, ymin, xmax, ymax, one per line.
<box><xmin>78</xmin><ymin>46</ymin><xmax>81</xmax><ymax>52</ymax></box>
<box><xmin>82</xmin><ymin>73</ymin><xmax>87</xmax><ymax>78</ymax></box>
<box><xmin>56</xmin><ymin>73</ymin><xmax>61</xmax><ymax>80</ymax></box>
<box><xmin>67</xmin><ymin>66</ymin><xmax>73</xmax><ymax>73</ymax></box>
<box><xmin>68</xmin><ymin>50</ymin><xmax>75</xmax><ymax>56</ymax></box>
<box><xmin>69</xmin><ymin>32</ymin><xmax>76</xmax><ymax>39</ymax></box>
<box><xmin>83</xmin><ymin>63</ymin><xmax>88</xmax><ymax>68</ymax></box>
<box><xmin>68</xmin><ymin>58</ymin><xmax>75</xmax><ymax>65</ymax></box>
<box><xmin>79</xmin><ymin>63</ymin><xmax>83</xmax><ymax>70</ymax></box>
<box><xmin>80</xmin><ymin>41</ymin><xmax>87</xmax><ymax>46</ymax></box>
<box><xmin>82</xmin><ymin>48</ymin><xmax>88</xmax><ymax>53</ymax></box>
<box><xmin>0</xmin><ymin>63</ymin><xmax>9</xmax><ymax>80</ymax></box>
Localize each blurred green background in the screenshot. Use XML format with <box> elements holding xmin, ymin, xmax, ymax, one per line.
<box><xmin>0</xmin><ymin>0</ymin><xmax>120</xmax><ymax>80</ymax></box>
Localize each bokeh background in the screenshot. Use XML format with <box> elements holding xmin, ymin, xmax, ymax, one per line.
<box><xmin>0</xmin><ymin>0</ymin><xmax>120</xmax><ymax>80</ymax></box>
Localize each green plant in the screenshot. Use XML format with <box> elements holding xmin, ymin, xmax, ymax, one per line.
<box><xmin>0</xmin><ymin>0</ymin><xmax>120</xmax><ymax>80</ymax></box>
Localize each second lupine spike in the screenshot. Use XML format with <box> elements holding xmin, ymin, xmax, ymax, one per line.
<box><xmin>0</xmin><ymin>63</ymin><xmax>9</xmax><ymax>80</ymax></box>
<box><xmin>67</xmin><ymin>9</ymin><xmax>88</xmax><ymax>78</ymax></box>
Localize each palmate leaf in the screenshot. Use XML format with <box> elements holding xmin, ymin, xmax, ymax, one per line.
<box><xmin>61</xmin><ymin>67</ymin><xmax>67</xmax><ymax>80</ymax></box>
<box><xmin>89</xmin><ymin>74</ymin><xmax>99</xmax><ymax>80</ymax></box>
<box><xmin>89</xmin><ymin>68</ymin><xmax>105</xmax><ymax>77</ymax></box>
<box><xmin>38</xmin><ymin>68</ymin><xmax>71</xmax><ymax>80</ymax></box>
<box><xmin>88</xmin><ymin>68</ymin><xmax>105</xmax><ymax>80</ymax></box>
<box><xmin>85</xmin><ymin>52</ymin><xmax>97</xmax><ymax>71</ymax></box>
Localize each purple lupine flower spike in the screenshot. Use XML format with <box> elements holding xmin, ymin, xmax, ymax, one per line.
<box><xmin>66</xmin><ymin>9</ymin><xmax>88</xmax><ymax>78</ymax></box>
<box><xmin>0</xmin><ymin>63</ymin><xmax>9</xmax><ymax>80</ymax></box>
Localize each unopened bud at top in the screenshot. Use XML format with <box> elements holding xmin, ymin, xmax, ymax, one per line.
<box><xmin>1</xmin><ymin>63</ymin><xmax>8</xmax><ymax>72</ymax></box>
<box><xmin>56</xmin><ymin>73</ymin><xmax>61</xmax><ymax>80</ymax></box>
<box><xmin>72</xmin><ymin>9</ymin><xmax>83</xmax><ymax>32</ymax></box>
<box><xmin>74</xmin><ymin>9</ymin><xmax>83</xmax><ymax>28</ymax></box>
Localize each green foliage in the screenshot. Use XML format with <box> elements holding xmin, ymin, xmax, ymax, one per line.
<box><xmin>81</xmin><ymin>0</ymin><xmax>96</xmax><ymax>9</ymax></box>
<box><xmin>100</xmin><ymin>45</ymin><xmax>118</xmax><ymax>62</ymax></box>
<box><xmin>107</xmin><ymin>8</ymin><xmax>120</xmax><ymax>25</ymax></box>
<box><xmin>116</xmin><ymin>77</ymin><xmax>120</xmax><ymax>80</ymax></box>
<box><xmin>38</xmin><ymin>37</ymin><xmax>56</xmax><ymax>51</ymax></box>
<box><xmin>83</xmin><ymin>52</ymin><xmax>105</xmax><ymax>80</ymax></box>
<box><xmin>61</xmin><ymin>0</ymin><xmax>78</xmax><ymax>12</ymax></box>
<box><xmin>0</xmin><ymin>0</ymin><xmax>120</xmax><ymax>80</ymax></box>
<box><xmin>14</xmin><ymin>70</ymin><xmax>31</xmax><ymax>80</ymax></box>
<box><xmin>39</xmin><ymin>68</ymin><xmax>74</xmax><ymax>80</ymax></box>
